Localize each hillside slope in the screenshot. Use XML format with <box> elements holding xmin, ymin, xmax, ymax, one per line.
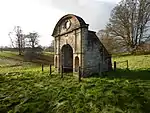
<box><xmin>0</xmin><ymin>51</ymin><xmax>54</xmax><ymax>73</ymax></box>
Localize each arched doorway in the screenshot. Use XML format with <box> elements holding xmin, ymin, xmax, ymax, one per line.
<box><xmin>75</xmin><ymin>56</ymin><xmax>79</xmax><ymax>72</ymax></box>
<box><xmin>61</xmin><ymin>44</ymin><xmax>73</xmax><ymax>72</ymax></box>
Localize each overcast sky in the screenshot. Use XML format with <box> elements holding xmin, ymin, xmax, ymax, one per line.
<box><xmin>0</xmin><ymin>0</ymin><xmax>121</xmax><ymax>47</ymax></box>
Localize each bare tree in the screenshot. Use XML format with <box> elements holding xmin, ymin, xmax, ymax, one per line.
<box><xmin>49</xmin><ymin>40</ymin><xmax>54</xmax><ymax>52</ymax></box>
<box><xmin>107</xmin><ymin>0</ymin><xmax>150</xmax><ymax>54</ymax></box>
<box><xmin>9</xmin><ymin>26</ymin><xmax>25</xmax><ymax>55</ymax></box>
<box><xmin>23</xmin><ymin>32</ymin><xmax>39</xmax><ymax>61</ymax></box>
<box><xmin>25</xmin><ymin>32</ymin><xmax>39</xmax><ymax>49</ymax></box>
<box><xmin>50</xmin><ymin>40</ymin><xmax>54</xmax><ymax>48</ymax></box>
<box><xmin>0</xmin><ymin>46</ymin><xmax>3</xmax><ymax>52</ymax></box>
<box><xmin>97</xmin><ymin>29</ymin><xmax>127</xmax><ymax>54</ymax></box>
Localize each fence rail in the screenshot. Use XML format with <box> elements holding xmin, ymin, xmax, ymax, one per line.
<box><xmin>114</xmin><ymin>60</ymin><xmax>129</xmax><ymax>71</ymax></box>
<box><xmin>59</xmin><ymin>63</ymin><xmax>108</xmax><ymax>82</ymax></box>
<box><xmin>41</xmin><ymin>60</ymin><xmax>128</xmax><ymax>82</ymax></box>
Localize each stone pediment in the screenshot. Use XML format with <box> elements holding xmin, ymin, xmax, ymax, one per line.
<box><xmin>52</xmin><ymin>14</ymin><xmax>88</xmax><ymax>37</ymax></box>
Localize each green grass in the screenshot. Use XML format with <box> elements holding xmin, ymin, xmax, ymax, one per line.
<box><xmin>113</xmin><ymin>54</ymin><xmax>150</xmax><ymax>70</ymax></box>
<box><xmin>1</xmin><ymin>70</ymin><xmax>150</xmax><ymax>113</ymax></box>
<box><xmin>44</xmin><ymin>52</ymin><xmax>54</xmax><ymax>55</ymax></box>
<box><xmin>0</xmin><ymin>51</ymin><xmax>150</xmax><ymax>113</ymax></box>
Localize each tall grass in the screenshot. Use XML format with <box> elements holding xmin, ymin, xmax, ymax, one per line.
<box><xmin>0</xmin><ymin>70</ymin><xmax>150</xmax><ymax>113</ymax></box>
<box><xmin>0</xmin><ymin>52</ymin><xmax>150</xmax><ymax>113</ymax></box>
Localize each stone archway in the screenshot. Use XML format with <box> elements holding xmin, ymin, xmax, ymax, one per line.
<box><xmin>75</xmin><ymin>56</ymin><xmax>79</xmax><ymax>72</ymax></box>
<box><xmin>61</xmin><ymin>44</ymin><xmax>73</xmax><ymax>72</ymax></box>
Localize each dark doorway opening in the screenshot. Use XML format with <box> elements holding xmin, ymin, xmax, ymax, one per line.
<box><xmin>61</xmin><ymin>44</ymin><xmax>73</xmax><ymax>73</ymax></box>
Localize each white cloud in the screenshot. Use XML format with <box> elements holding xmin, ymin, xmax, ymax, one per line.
<box><xmin>51</xmin><ymin>0</ymin><xmax>115</xmax><ymax>31</ymax></box>
<box><xmin>95</xmin><ymin>0</ymin><xmax>121</xmax><ymax>3</ymax></box>
<box><xmin>0</xmin><ymin>0</ymin><xmax>120</xmax><ymax>46</ymax></box>
<box><xmin>0</xmin><ymin>0</ymin><xmax>65</xmax><ymax>46</ymax></box>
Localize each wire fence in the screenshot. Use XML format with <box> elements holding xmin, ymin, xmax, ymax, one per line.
<box><xmin>40</xmin><ymin>60</ymin><xmax>129</xmax><ymax>82</ymax></box>
<box><xmin>2</xmin><ymin>60</ymin><xmax>128</xmax><ymax>82</ymax></box>
<box><xmin>114</xmin><ymin>60</ymin><xmax>129</xmax><ymax>71</ymax></box>
<box><xmin>59</xmin><ymin>63</ymin><xmax>110</xmax><ymax>82</ymax></box>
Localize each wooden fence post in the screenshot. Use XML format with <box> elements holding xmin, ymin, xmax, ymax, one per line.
<box><xmin>78</xmin><ymin>67</ymin><xmax>81</xmax><ymax>82</ymax></box>
<box><xmin>42</xmin><ymin>64</ymin><xmax>44</xmax><ymax>72</ymax></box>
<box><xmin>114</xmin><ymin>61</ymin><xmax>116</xmax><ymax>71</ymax></box>
<box><xmin>50</xmin><ymin>64</ymin><xmax>52</xmax><ymax>75</ymax></box>
<box><xmin>61</xmin><ymin>65</ymin><xmax>63</xmax><ymax>78</ymax></box>
<box><xmin>126</xmin><ymin>60</ymin><xmax>129</xmax><ymax>70</ymax></box>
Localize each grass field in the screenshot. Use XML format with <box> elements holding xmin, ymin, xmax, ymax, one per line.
<box><xmin>0</xmin><ymin>51</ymin><xmax>150</xmax><ymax>113</ymax></box>
<box><xmin>113</xmin><ymin>54</ymin><xmax>150</xmax><ymax>70</ymax></box>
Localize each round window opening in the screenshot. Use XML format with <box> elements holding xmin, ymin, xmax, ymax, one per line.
<box><xmin>64</xmin><ymin>20</ymin><xmax>71</xmax><ymax>30</ymax></box>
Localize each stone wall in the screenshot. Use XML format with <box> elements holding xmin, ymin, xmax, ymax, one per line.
<box><xmin>82</xmin><ymin>31</ymin><xmax>101</xmax><ymax>76</ymax></box>
<box><xmin>82</xmin><ymin>30</ymin><xmax>112</xmax><ymax>76</ymax></box>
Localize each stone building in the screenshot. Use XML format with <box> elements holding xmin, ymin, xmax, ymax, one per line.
<box><xmin>52</xmin><ymin>14</ymin><xmax>112</xmax><ymax>77</ymax></box>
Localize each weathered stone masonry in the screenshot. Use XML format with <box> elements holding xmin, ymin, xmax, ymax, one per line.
<box><xmin>52</xmin><ymin>14</ymin><xmax>112</xmax><ymax>77</ymax></box>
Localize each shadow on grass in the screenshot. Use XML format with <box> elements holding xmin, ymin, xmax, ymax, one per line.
<box><xmin>24</xmin><ymin>54</ymin><xmax>54</xmax><ymax>65</ymax></box>
<box><xmin>91</xmin><ymin>68</ymin><xmax>150</xmax><ymax>80</ymax></box>
<box><xmin>0</xmin><ymin>54</ymin><xmax>23</xmax><ymax>61</ymax></box>
<box><xmin>0</xmin><ymin>53</ymin><xmax>54</xmax><ymax>66</ymax></box>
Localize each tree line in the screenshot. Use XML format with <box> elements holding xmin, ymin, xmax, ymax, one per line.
<box><xmin>6</xmin><ymin>26</ymin><xmax>54</xmax><ymax>55</ymax></box>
